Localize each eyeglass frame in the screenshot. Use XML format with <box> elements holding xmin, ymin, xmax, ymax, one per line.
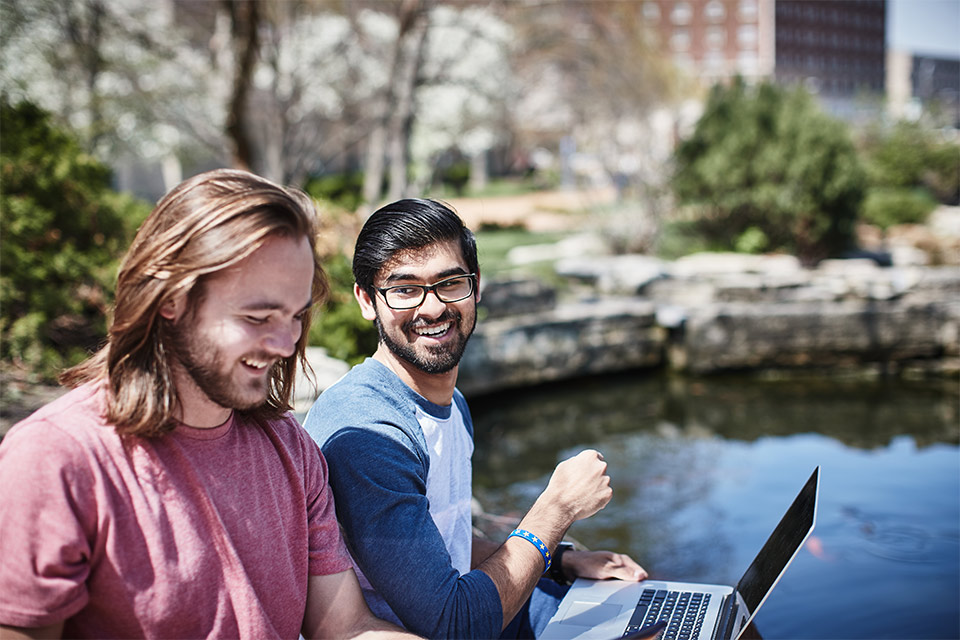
<box><xmin>374</xmin><ymin>273</ymin><xmax>478</xmax><ymax>310</ymax></box>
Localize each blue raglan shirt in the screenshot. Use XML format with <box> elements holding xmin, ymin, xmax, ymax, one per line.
<box><xmin>303</xmin><ymin>359</ymin><xmax>503</xmax><ymax>639</ymax></box>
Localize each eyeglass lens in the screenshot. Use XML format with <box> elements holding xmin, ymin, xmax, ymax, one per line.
<box><xmin>384</xmin><ymin>275</ymin><xmax>474</xmax><ymax>309</ymax></box>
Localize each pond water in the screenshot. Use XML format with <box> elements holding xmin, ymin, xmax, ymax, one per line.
<box><xmin>468</xmin><ymin>373</ymin><xmax>960</xmax><ymax>640</ymax></box>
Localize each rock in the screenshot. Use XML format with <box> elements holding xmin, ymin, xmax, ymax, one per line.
<box><xmin>674</xmin><ymin>300</ymin><xmax>950</xmax><ymax>374</ymax></box>
<box><xmin>506</xmin><ymin>233</ymin><xmax>607</xmax><ymax>265</ymax></box>
<box><xmin>668</xmin><ymin>252</ymin><xmax>803</xmax><ymax>278</ymax></box>
<box><xmin>555</xmin><ymin>254</ymin><xmax>667</xmax><ymax>294</ymax></box>
<box><xmin>294</xmin><ymin>347</ymin><xmax>350</xmax><ymax>414</ymax></box>
<box><xmin>458</xmin><ymin>297</ymin><xmax>663</xmax><ymax>396</ymax></box>
<box><xmin>480</xmin><ymin>279</ymin><xmax>556</xmax><ymax>318</ymax></box>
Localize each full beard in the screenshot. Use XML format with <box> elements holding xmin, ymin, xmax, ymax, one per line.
<box><xmin>163</xmin><ymin>322</ymin><xmax>273</xmax><ymax>413</ymax></box>
<box><xmin>376</xmin><ymin>308</ymin><xmax>476</xmax><ymax>375</ymax></box>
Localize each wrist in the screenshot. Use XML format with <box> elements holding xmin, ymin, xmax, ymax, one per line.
<box><xmin>548</xmin><ymin>542</ymin><xmax>575</xmax><ymax>585</ymax></box>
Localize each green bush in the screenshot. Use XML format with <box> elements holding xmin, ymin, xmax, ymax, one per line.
<box><xmin>861</xmin><ymin>187</ymin><xmax>938</xmax><ymax>230</ymax></box>
<box><xmin>672</xmin><ymin>79</ymin><xmax>866</xmax><ymax>264</ymax></box>
<box><xmin>440</xmin><ymin>161</ymin><xmax>470</xmax><ymax>196</ymax></box>
<box><xmin>308</xmin><ymin>252</ymin><xmax>377</xmax><ymax>365</ymax></box>
<box><xmin>861</xmin><ymin>121</ymin><xmax>960</xmax><ymax>208</ymax></box>
<box><xmin>303</xmin><ymin>172</ymin><xmax>365</xmax><ymax>212</ymax></box>
<box><xmin>0</xmin><ymin>100</ymin><xmax>150</xmax><ymax>379</ymax></box>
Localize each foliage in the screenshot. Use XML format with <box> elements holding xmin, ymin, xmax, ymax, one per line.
<box><xmin>672</xmin><ymin>79</ymin><xmax>866</xmax><ymax>263</ymax></box>
<box><xmin>307</xmin><ymin>253</ymin><xmax>377</xmax><ymax>366</ymax></box>
<box><xmin>304</xmin><ymin>172</ymin><xmax>366</xmax><ymax>212</ymax></box>
<box><xmin>440</xmin><ymin>161</ymin><xmax>471</xmax><ymax>196</ymax></box>
<box><xmin>1</xmin><ymin>100</ymin><xmax>150</xmax><ymax>378</ymax></box>
<box><xmin>856</xmin><ymin>121</ymin><xmax>960</xmax><ymax>229</ymax></box>
<box><xmin>860</xmin><ymin>187</ymin><xmax>939</xmax><ymax>230</ymax></box>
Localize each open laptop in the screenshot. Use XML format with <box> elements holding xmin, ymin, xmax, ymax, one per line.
<box><xmin>540</xmin><ymin>467</ymin><xmax>820</xmax><ymax>640</ymax></box>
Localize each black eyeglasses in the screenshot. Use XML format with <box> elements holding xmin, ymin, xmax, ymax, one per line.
<box><xmin>376</xmin><ymin>274</ymin><xmax>477</xmax><ymax>310</ymax></box>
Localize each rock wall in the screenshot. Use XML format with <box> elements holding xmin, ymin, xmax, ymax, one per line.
<box><xmin>456</xmin><ymin>256</ymin><xmax>960</xmax><ymax>396</ymax></box>
<box><xmin>459</xmin><ymin>298</ymin><xmax>664</xmax><ymax>395</ymax></box>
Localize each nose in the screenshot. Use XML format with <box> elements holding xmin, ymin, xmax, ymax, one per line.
<box><xmin>417</xmin><ymin>289</ymin><xmax>448</xmax><ymax>317</ymax></box>
<box><xmin>264</xmin><ymin>320</ymin><xmax>300</xmax><ymax>358</ymax></box>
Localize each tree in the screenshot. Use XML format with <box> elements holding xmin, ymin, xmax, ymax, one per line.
<box><xmin>672</xmin><ymin>79</ymin><xmax>866</xmax><ymax>264</ymax></box>
<box><xmin>506</xmin><ymin>1</ymin><xmax>679</xmax><ymax>190</ymax></box>
<box><xmin>1</xmin><ymin>0</ymin><xmax>229</xmax><ymax>184</ymax></box>
<box><xmin>0</xmin><ymin>101</ymin><xmax>150</xmax><ymax>378</ymax></box>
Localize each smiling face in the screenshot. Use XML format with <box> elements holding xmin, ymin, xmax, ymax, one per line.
<box><xmin>357</xmin><ymin>240</ymin><xmax>479</xmax><ymax>379</ymax></box>
<box><xmin>161</xmin><ymin>233</ymin><xmax>314</xmax><ymax>427</ymax></box>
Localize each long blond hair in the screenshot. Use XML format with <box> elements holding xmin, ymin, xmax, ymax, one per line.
<box><xmin>61</xmin><ymin>169</ymin><xmax>328</xmax><ymax>437</ymax></box>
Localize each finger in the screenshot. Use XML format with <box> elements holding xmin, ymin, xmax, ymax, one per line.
<box><xmin>603</xmin><ymin>561</ymin><xmax>648</xmax><ymax>581</ymax></box>
<box><xmin>613</xmin><ymin>554</ymin><xmax>648</xmax><ymax>581</ymax></box>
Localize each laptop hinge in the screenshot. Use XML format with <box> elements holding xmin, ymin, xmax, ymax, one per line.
<box><xmin>711</xmin><ymin>594</ymin><xmax>739</xmax><ymax>640</ymax></box>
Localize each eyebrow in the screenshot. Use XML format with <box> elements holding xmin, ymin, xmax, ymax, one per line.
<box><xmin>240</xmin><ymin>299</ymin><xmax>313</xmax><ymax>315</ymax></box>
<box><xmin>382</xmin><ymin>267</ymin><xmax>468</xmax><ymax>285</ymax></box>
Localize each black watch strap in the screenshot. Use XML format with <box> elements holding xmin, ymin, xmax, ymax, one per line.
<box><xmin>548</xmin><ymin>542</ymin><xmax>575</xmax><ymax>585</ymax></box>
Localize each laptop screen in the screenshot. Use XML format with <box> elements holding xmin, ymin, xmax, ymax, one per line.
<box><xmin>734</xmin><ymin>467</ymin><xmax>819</xmax><ymax>618</ymax></box>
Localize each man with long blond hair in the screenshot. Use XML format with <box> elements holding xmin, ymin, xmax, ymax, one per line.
<box><xmin>0</xmin><ymin>169</ymin><xmax>416</xmax><ymax>640</ymax></box>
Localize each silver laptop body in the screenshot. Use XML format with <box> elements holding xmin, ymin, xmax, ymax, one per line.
<box><xmin>540</xmin><ymin>467</ymin><xmax>820</xmax><ymax>640</ymax></box>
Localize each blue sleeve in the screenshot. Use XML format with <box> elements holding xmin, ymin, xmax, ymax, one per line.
<box><xmin>321</xmin><ymin>425</ymin><xmax>503</xmax><ymax>639</ymax></box>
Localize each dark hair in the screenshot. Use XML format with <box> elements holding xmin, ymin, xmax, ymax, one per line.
<box><xmin>353</xmin><ymin>199</ymin><xmax>479</xmax><ymax>293</ymax></box>
<box><xmin>61</xmin><ymin>168</ymin><xmax>327</xmax><ymax>437</ymax></box>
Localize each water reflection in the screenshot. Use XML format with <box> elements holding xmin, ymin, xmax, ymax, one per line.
<box><xmin>468</xmin><ymin>373</ymin><xmax>959</xmax><ymax>640</ymax></box>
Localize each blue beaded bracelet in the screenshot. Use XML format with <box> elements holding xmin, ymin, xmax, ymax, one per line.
<box><xmin>508</xmin><ymin>528</ymin><xmax>552</xmax><ymax>572</ymax></box>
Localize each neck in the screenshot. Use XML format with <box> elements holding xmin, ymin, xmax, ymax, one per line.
<box><xmin>373</xmin><ymin>346</ymin><xmax>458</xmax><ymax>406</ymax></box>
<box><xmin>170</xmin><ymin>364</ymin><xmax>233</xmax><ymax>428</ymax></box>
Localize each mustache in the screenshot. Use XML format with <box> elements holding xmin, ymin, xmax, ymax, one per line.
<box><xmin>403</xmin><ymin>309</ymin><xmax>460</xmax><ymax>333</ymax></box>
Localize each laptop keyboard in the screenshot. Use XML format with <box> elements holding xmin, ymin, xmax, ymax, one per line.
<box><xmin>623</xmin><ymin>588</ymin><xmax>712</xmax><ymax>640</ymax></box>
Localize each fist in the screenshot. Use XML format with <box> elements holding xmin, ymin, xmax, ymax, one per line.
<box><xmin>546</xmin><ymin>450</ymin><xmax>613</xmax><ymax>522</ymax></box>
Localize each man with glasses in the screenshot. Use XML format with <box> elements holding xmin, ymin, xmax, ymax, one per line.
<box><xmin>304</xmin><ymin>199</ymin><xmax>646</xmax><ymax>639</ymax></box>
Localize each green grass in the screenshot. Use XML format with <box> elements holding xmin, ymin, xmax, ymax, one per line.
<box><xmin>475</xmin><ymin>227</ymin><xmax>570</xmax><ymax>280</ymax></box>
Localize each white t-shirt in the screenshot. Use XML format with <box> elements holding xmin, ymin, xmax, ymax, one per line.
<box><xmin>417</xmin><ymin>403</ymin><xmax>475</xmax><ymax>575</ymax></box>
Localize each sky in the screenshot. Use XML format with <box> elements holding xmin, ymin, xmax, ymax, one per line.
<box><xmin>887</xmin><ymin>0</ymin><xmax>960</xmax><ymax>57</ymax></box>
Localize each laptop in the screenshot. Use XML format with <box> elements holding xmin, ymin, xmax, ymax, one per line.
<box><xmin>540</xmin><ymin>467</ymin><xmax>820</xmax><ymax>640</ymax></box>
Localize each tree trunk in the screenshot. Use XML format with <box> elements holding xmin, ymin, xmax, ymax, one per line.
<box><xmin>223</xmin><ymin>0</ymin><xmax>260</xmax><ymax>174</ymax></box>
<box><xmin>361</xmin><ymin>0</ymin><xmax>428</xmax><ymax>210</ymax></box>
<box><xmin>385</xmin><ymin>2</ymin><xmax>429</xmax><ymax>201</ymax></box>
<box><xmin>469</xmin><ymin>150</ymin><xmax>488</xmax><ymax>193</ymax></box>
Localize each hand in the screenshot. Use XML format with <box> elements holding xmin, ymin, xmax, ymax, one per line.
<box><xmin>562</xmin><ymin>549</ymin><xmax>648</xmax><ymax>582</ymax></box>
<box><xmin>543</xmin><ymin>450</ymin><xmax>613</xmax><ymax>522</ymax></box>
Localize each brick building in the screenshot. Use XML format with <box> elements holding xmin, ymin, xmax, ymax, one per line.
<box><xmin>642</xmin><ymin>0</ymin><xmax>887</xmax><ymax>101</ymax></box>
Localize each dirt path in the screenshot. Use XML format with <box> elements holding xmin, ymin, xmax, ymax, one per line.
<box><xmin>444</xmin><ymin>186</ymin><xmax>617</xmax><ymax>232</ymax></box>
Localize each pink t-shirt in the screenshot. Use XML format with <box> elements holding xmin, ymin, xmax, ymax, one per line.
<box><xmin>0</xmin><ymin>383</ymin><xmax>352</xmax><ymax>638</ymax></box>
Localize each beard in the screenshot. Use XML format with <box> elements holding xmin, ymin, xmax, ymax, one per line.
<box><xmin>375</xmin><ymin>307</ymin><xmax>476</xmax><ymax>375</ymax></box>
<box><xmin>163</xmin><ymin>320</ymin><xmax>274</xmax><ymax>413</ymax></box>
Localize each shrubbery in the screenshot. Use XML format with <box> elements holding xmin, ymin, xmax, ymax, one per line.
<box><xmin>672</xmin><ymin>79</ymin><xmax>866</xmax><ymax>264</ymax></box>
<box><xmin>1</xmin><ymin>101</ymin><xmax>150</xmax><ymax>379</ymax></box>
<box><xmin>307</xmin><ymin>252</ymin><xmax>377</xmax><ymax>366</ymax></box>
<box><xmin>858</xmin><ymin>121</ymin><xmax>959</xmax><ymax>229</ymax></box>
<box><xmin>303</xmin><ymin>172</ymin><xmax>365</xmax><ymax>212</ymax></box>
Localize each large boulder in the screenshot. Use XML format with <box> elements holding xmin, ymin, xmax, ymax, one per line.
<box><xmin>458</xmin><ymin>297</ymin><xmax>664</xmax><ymax>396</ymax></box>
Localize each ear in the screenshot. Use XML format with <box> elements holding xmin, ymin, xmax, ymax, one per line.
<box><xmin>354</xmin><ymin>283</ymin><xmax>378</xmax><ymax>322</ymax></box>
<box><xmin>474</xmin><ymin>270</ymin><xmax>481</xmax><ymax>304</ymax></box>
<box><xmin>159</xmin><ymin>294</ymin><xmax>185</xmax><ymax>321</ymax></box>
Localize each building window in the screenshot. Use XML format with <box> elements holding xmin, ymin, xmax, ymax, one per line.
<box><xmin>706</xmin><ymin>25</ymin><xmax>727</xmax><ymax>49</ymax></box>
<box><xmin>738</xmin><ymin>0</ymin><xmax>757</xmax><ymax>21</ymax></box>
<box><xmin>671</xmin><ymin>1</ymin><xmax>693</xmax><ymax>25</ymax></box>
<box><xmin>670</xmin><ymin>28</ymin><xmax>691</xmax><ymax>51</ymax></box>
<box><xmin>643</xmin><ymin>1</ymin><xmax>660</xmax><ymax>22</ymax></box>
<box><xmin>705</xmin><ymin>0</ymin><xmax>726</xmax><ymax>22</ymax></box>
<box><xmin>737</xmin><ymin>24</ymin><xmax>757</xmax><ymax>48</ymax></box>
<box><xmin>704</xmin><ymin>51</ymin><xmax>725</xmax><ymax>70</ymax></box>
<box><xmin>738</xmin><ymin>51</ymin><xmax>759</xmax><ymax>74</ymax></box>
